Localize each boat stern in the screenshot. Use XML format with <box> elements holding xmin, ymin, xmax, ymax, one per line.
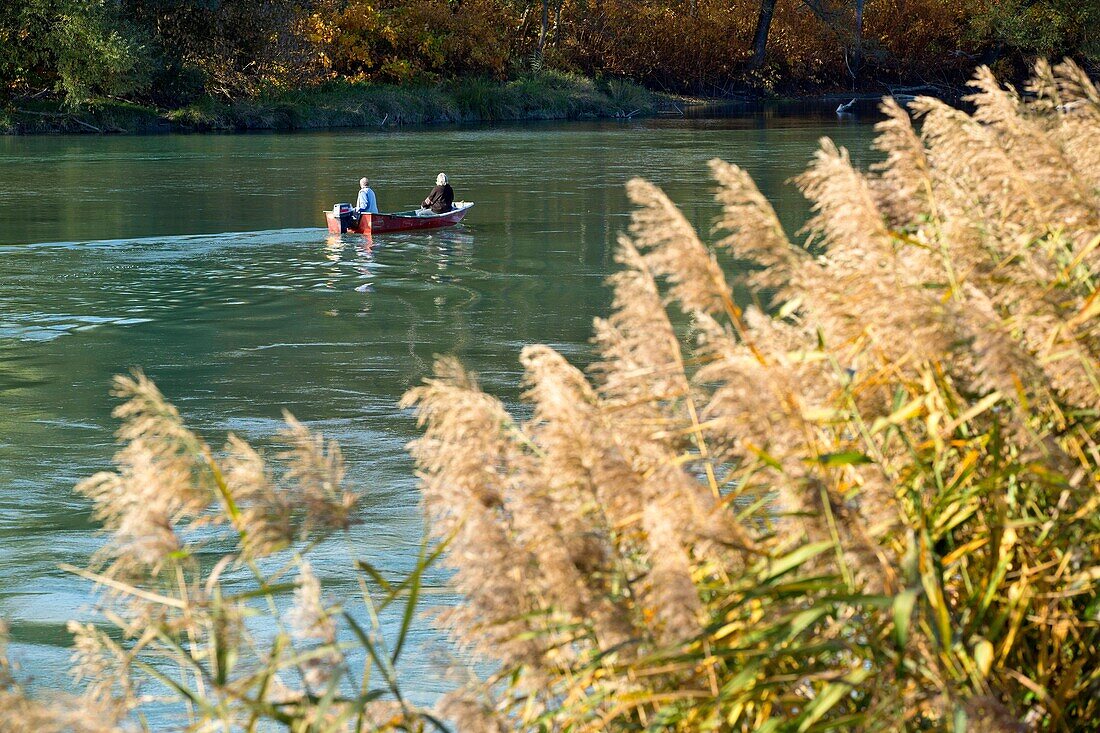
<box><xmin>324</xmin><ymin>210</ymin><xmax>370</xmax><ymax>234</ymax></box>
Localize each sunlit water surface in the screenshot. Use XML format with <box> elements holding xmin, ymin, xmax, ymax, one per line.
<box><xmin>0</xmin><ymin>110</ymin><xmax>876</xmax><ymax>712</ymax></box>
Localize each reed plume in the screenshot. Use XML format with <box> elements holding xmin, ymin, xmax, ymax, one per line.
<box><xmin>1</xmin><ymin>622</ymin><xmax>125</xmax><ymax>733</ymax></box>
<box><xmin>709</xmin><ymin>158</ymin><xmax>804</xmax><ymax>291</ymax></box>
<box><xmin>404</xmin><ymin>61</ymin><xmax>1100</xmax><ymax>731</ymax></box>
<box><xmin>20</xmin><ymin>369</ymin><xmax>443</xmax><ymax>731</ymax></box>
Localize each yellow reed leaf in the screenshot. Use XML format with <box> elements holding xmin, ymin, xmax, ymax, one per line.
<box><xmin>973</xmin><ymin>638</ymin><xmax>994</xmax><ymax>678</ymax></box>
<box><xmin>872</xmin><ymin>395</ymin><xmax>926</xmax><ymax>433</ymax></box>
<box><xmin>942</xmin><ymin>392</ymin><xmax>1003</xmax><ymax>435</ymax></box>
<box><xmin>941</xmin><ymin>537</ymin><xmax>989</xmax><ymax>568</ymax></box>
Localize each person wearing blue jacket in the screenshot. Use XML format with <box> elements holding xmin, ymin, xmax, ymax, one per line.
<box><xmin>356</xmin><ymin>177</ymin><xmax>379</xmax><ymax>214</ymax></box>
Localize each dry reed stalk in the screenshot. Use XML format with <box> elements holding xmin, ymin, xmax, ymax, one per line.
<box><xmin>404</xmin><ymin>61</ymin><xmax>1100</xmax><ymax>731</ymax></box>
<box><xmin>0</xmin><ymin>369</ymin><xmax>450</xmax><ymax>731</ymax></box>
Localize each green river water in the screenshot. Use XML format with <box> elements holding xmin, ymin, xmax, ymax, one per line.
<box><xmin>0</xmin><ymin>110</ymin><xmax>876</xmax><ymax>709</ymax></box>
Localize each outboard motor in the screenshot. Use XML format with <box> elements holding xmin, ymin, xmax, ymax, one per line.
<box><xmin>333</xmin><ymin>203</ymin><xmax>356</xmax><ymax>233</ymax></box>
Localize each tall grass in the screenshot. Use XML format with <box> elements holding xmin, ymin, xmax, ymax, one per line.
<box><xmin>403</xmin><ymin>60</ymin><xmax>1100</xmax><ymax>730</ymax></box>
<box><xmin>4</xmin><ymin>72</ymin><xmax>656</xmax><ymax>133</ymax></box>
<box><xmin>1</xmin><ymin>374</ymin><xmax>444</xmax><ymax>732</ymax></box>
<box><xmin>165</xmin><ymin>72</ymin><xmax>656</xmax><ymax>132</ymax></box>
<box><xmin>1</xmin><ymin>60</ymin><xmax>1097</xmax><ymax>731</ymax></box>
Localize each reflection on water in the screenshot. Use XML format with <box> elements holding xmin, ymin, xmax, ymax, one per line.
<box><xmin>0</xmin><ymin>116</ymin><xmax>877</xmax><ymax>705</ymax></box>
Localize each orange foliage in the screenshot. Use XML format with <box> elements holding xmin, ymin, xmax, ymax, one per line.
<box><xmin>558</xmin><ymin>0</ymin><xmax>755</xmax><ymax>92</ymax></box>
<box><xmin>328</xmin><ymin>0</ymin><xmax>516</xmax><ymax>82</ymax></box>
<box><xmin>767</xmin><ymin>1</ymin><xmax>840</xmax><ymax>84</ymax></box>
<box><xmin>549</xmin><ymin>0</ymin><xmax>1018</xmax><ymax>92</ymax></box>
<box><xmin>303</xmin><ymin>0</ymin><xmax>1091</xmax><ymax>93</ymax></box>
<box><xmin>865</xmin><ymin>0</ymin><xmax>975</xmax><ymax>79</ymax></box>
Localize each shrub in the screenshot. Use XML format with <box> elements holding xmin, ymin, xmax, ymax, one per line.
<box><xmin>967</xmin><ymin>0</ymin><xmax>1100</xmax><ymax>66</ymax></box>
<box><xmin>403</xmin><ymin>60</ymin><xmax>1100</xmax><ymax>730</ymax></box>
<box><xmin>0</xmin><ymin>0</ymin><xmax>152</xmax><ymax>105</ymax></box>
<box><xmin>51</xmin><ymin>4</ymin><xmax>152</xmax><ymax>104</ymax></box>
<box><xmin>329</xmin><ymin>0</ymin><xmax>516</xmax><ymax>84</ymax></box>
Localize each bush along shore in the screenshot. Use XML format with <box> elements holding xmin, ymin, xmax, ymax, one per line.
<box><xmin>0</xmin><ymin>73</ymin><xmax>667</xmax><ymax>134</ymax></box>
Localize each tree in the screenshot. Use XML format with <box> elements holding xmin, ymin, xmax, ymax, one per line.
<box><xmin>121</xmin><ymin>0</ymin><xmax>326</xmax><ymax>98</ymax></box>
<box><xmin>0</xmin><ymin>0</ymin><xmax>150</xmax><ymax>104</ymax></box>
<box><xmin>749</xmin><ymin>0</ymin><xmax>778</xmax><ymax>69</ymax></box>
<box><xmin>968</xmin><ymin>0</ymin><xmax>1100</xmax><ymax>66</ymax></box>
<box><xmin>749</xmin><ymin>0</ymin><xmax>847</xmax><ymax>72</ymax></box>
<box><xmin>52</xmin><ymin>1</ymin><xmax>152</xmax><ymax>102</ymax></box>
<box><xmin>539</xmin><ymin>0</ymin><xmax>550</xmax><ymax>57</ymax></box>
<box><xmin>851</xmin><ymin>0</ymin><xmax>864</xmax><ymax>78</ymax></box>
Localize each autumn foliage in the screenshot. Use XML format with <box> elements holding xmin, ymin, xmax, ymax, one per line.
<box><xmin>2</xmin><ymin>0</ymin><xmax>1098</xmax><ymax>106</ymax></box>
<box><xmin>326</xmin><ymin>0</ymin><xmax>516</xmax><ymax>83</ymax></box>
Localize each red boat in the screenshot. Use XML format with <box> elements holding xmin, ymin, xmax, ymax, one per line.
<box><xmin>325</xmin><ymin>202</ymin><xmax>474</xmax><ymax>234</ymax></box>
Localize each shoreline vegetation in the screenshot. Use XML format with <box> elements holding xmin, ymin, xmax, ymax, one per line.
<box><xmin>1</xmin><ymin>73</ymin><xmax>673</xmax><ymax>135</ymax></box>
<box><xmin>0</xmin><ymin>74</ymin><xmax>980</xmax><ymax>136</ymax></box>
<box><xmin>4</xmin><ymin>1</ymin><xmax>1097</xmax><ymax>136</ymax></box>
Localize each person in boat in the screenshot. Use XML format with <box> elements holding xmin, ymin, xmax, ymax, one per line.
<box><xmin>422</xmin><ymin>173</ymin><xmax>454</xmax><ymax>214</ymax></box>
<box><xmin>357</xmin><ymin>177</ymin><xmax>379</xmax><ymax>214</ymax></box>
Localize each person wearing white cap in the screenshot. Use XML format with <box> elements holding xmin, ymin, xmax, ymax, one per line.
<box><xmin>356</xmin><ymin>177</ymin><xmax>378</xmax><ymax>214</ymax></box>
<box><xmin>422</xmin><ymin>172</ymin><xmax>454</xmax><ymax>214</ymax></box>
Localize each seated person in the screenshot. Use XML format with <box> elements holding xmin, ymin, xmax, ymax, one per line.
<box><xmin>422</xmin><ymin>173</ymin><xmax>454</xmax><ymax>214</ymax></box>
<box><xmin>357</xmin><ymin>177</ymin><xmax>379</xmax><ymax>214</ymax></box>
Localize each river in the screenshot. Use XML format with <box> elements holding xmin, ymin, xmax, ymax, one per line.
<box><xmin>0</xmin><ymin>110</ymin><xmax>877</xmax><ymax>710</ymax></box>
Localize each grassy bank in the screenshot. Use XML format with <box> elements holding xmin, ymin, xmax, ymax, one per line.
<box><xmin>1</xmin><ymin>72</ymin><xmax>664</xmax><ymax>134</ymax></box>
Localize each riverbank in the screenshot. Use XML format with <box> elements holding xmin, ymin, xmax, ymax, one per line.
<box><xmin>1</xmin><ymin>73</ymin><xmax>673</xmax><ymax>135</ymax></box>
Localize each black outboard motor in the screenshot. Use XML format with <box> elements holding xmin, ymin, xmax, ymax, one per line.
<box><xmin>333</xmin><ymin>203</ymin><xmax>357</xmax><ymax>233</ymax></box>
